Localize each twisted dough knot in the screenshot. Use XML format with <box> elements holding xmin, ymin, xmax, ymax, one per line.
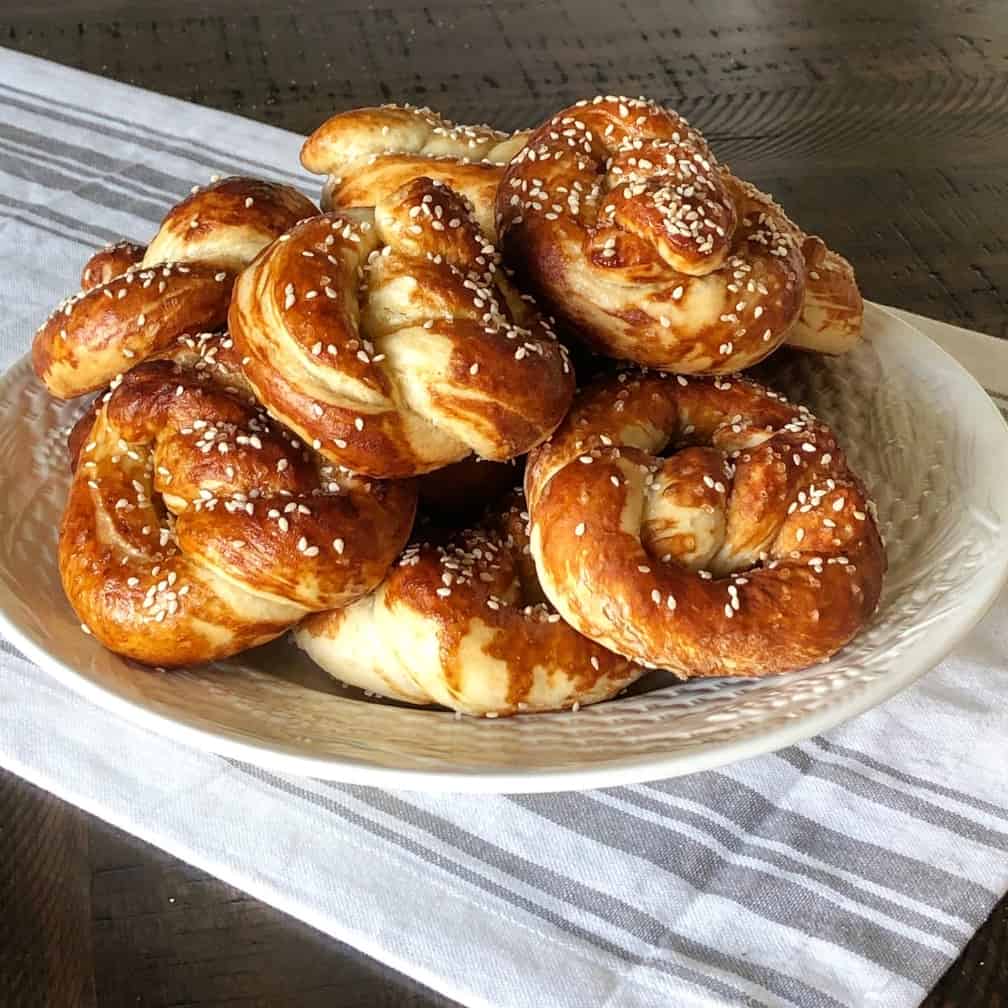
<box><xmin>302</xmin><ymin>104</ymin><xmax>530</xmax><ymax>236</ymax></box>
<box><xmin>524</xmin><ymin>370</ymin><xmax>885</xmax><ymax>677</ymax></box>
<box><xmin>33</xmin><ymin>177</ymin><xmax>317</xmax><ymax>399</ymax></box>
<box><xmin>496</xmin><ymin>95</ymin><xmax>807</xmax><ymax>373</ymax></box>
<box><xmin>62</xmin><ymin>334</ymin><xmax>416</xmax><ymax>666</ymax></box>
<box><xmin>229</xmin><ymin>177</ymin><xmax>575</xmax><ymax>478</ymax></box>
<box><xmin>296</xmin><ymin>493</ymin><xmax>643</xmax><ymax>716</ymax></box>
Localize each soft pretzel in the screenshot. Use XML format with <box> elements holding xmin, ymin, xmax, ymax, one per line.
<box><xmin>61</xmin><ymin>333</ymin><xmax>416</xmax><ymax>666</ymax></box>
<box><xmin>524</xmin><ymin>370</ymin><xmax>885</xmax><ymax>676</ymax></box>
<box><xmin>791</xmin><ymin>235</ymin><xmax>864</xmax><ymax>354</ymax></box>
<box><xmin>295</xmin><ymin>492</ymin><xmax>645</xmax><ymax>716</ymax></box>
<box><xmin>228</xmin><ymin>177</ymin><xmax>574</xmax><ymax>478</ymax></box>
<box><xmin>302</xmin><ymin>104</ymin><xmax>530</xmax><ymax>236</ymax></box>
<box><xmin>33</xmin><ymin>177</ymin><xmax>318</xmax><ymax>399</ymax></box>
<box><xmin>496</xmin><ymin>96</ymin><xmax>807</xmax><ymax>373</ymax></box>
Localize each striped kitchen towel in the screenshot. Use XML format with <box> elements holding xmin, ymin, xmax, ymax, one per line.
<box><xmin>1</xmin><ymin>48</ymin><xmax>1007</xmax><ymax>1008</ymax></box>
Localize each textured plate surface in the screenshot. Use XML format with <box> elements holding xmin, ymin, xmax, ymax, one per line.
<box><xmin>2</xmin><ymin>304</ymin><xmax>1007</xmax><ymax>792</ymax></box>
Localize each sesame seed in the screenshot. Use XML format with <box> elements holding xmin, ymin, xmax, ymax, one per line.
<box><xmin>574</xmin><ymin>522</ymin><xmax>586</xmax><ymax>536</ymax></box>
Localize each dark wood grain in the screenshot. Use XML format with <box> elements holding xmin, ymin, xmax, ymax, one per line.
<box><xmin>0</xmin><ymin>770</ymin><xmax>96</xmax><ymax>1008</ymax></box>
<box><xmin>1</xmin><ymin>1</ymin><xmax>1006</xmax><ymax>1006</ymax></box>
<box><xmin>87</xmin><ymin>818</ymin><xmax>453</xmax><ymax>1008</ymax></box>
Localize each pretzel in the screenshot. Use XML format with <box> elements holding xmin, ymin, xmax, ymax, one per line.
<box><xmin>496</xmin><ymin>96</ymin><xmax>807</xmax><ymax>373</ymax></box>
<box><xmin>524</xmin><ymin>370</ymin><xmax>885</xmax><ymax>676</ymax></box>
<box><xmin>228</xmin><ymin>176</ymin><xmax>575</xmax><ymax>478</ymax></box>
<box><xmin>295</xmin><ymin>492</ymin><xmax>644</xmax><ymax>716</ymax></box>
<box><xmin>791</xmin><ymin>235</ymin><xmax>865</xmax><ymax>354</ymax></box>
<box><xmin>302</xmin><ymin>104</ymin><xmax>530</xmax><ymax>236</ymax></box>
<box><xmin>62</xmin><ymin>333</ymin><xmax>416</xmax><ymax>666</ymax></box>
<box><xmin>33</xmin><ymin>177</ymin><xmax>318</xmax><ymax>399</ymax></box>
<box><xmin>307</xmin><ymin>101</ymin><xmax>865</xmax><ymax>358</ymax></box>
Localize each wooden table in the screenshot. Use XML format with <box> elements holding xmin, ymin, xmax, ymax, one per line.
<box><xmin>1</xmin><ymin>1</ymin><xmax>1006</xmax><ymax>1004</ymax></box>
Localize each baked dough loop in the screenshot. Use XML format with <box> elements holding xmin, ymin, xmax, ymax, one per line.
<box><xmin>33</xmin><ymin>177</ymin><xmax>318</xmax><ymax>399</ymax></box>
<box><xmin>524</xmin><ymin>369</ymin><xmax>885</xmax><ymax>677</ymax></box>
<box><xmin>61</xmin><ymin>334</ymin><xmax>416</xmax><ymax>667</ymax></box>
<box><xmin>496</xmin><ymin>95</ymin><xmax>810</xmax><ymax>373</ymax></box>
<box><xmin>301</xmin><ymin>104</ymin><xmax>530</xmax><ymax>237</ymax></box>
<box><xmin>295</xmin><ymin>493</ymin><xmax>644</xmax><ymax>716</ymax></box>
<box><xmin>229</xmin><ymin>176</ymin><xmax>575</xmax><ymax>478</ymax></box>
<box><xmin>791</xmin><ymin>235</ymin><xmax>865</xmax><ymax>354</ymax></box>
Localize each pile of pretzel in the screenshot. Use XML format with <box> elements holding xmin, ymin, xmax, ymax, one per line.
<box><xmin>35</xmin><ymin>97</ymin><xmax>885</xmax><ymax>717</ymax></box>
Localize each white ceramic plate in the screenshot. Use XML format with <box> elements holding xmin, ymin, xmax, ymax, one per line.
<box><xmin>2</xmin><ymin>303</ymin><xmax>1007</xmax><ymax>792</ymax></box>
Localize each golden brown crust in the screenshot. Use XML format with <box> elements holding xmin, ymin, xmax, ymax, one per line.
<box><xmin>788</xmin><ymin>235</ymin><xmax>865</xmax><ymax>354</ymax></box>
<box><xmin>295</xmin><ymin>492</ymin><xmax>644</xmax><ymax>716</ymax></box>
<box><xmin>62</xmin><ymin>335</ymin><xmax>416</xmax><ymax>667</ymax></box>
<box><xmin>229</xmin><ymin>178</ymin><xmax>574</xmax><ymax>478</ymax></box>
<box><xmin>34</xmin><ymin>178</ymin><xmax>319</xmax><ymax>400</ymax></box>
<box><xmin>140</xmin><ymin>176</ymin><xmax>318</xmax><ymax>271</ymax></box>
<box><xmin>33</xmin><ymin>264</ymin><xmax>235</xmax><ymax>400</ymax></box>
<box><xmin>325</xmin><ymin>156</ymin><xmax>508</xmax><ymax>238</ymax></box>
<box><xmin>81</xmin><ymin>241</ymin><xmax>147</xmax><ymax>291</ymax></box>
<box><xmin>302</xmin><ymin>105</ymin><xmax>530</xmax><ymax>237</ymax></box>
<box><xmin>302</xmin><ymin>105</ymin><xmax>529</xmax><ymax>173</ymax></box>
<box><xmin>496</xmin><ymin>96</ymin><xmax>806</xmax><ymax>373</ymax></box>
<box><xmin>524</xmin><ymin>370</ymin><xmax>886</xmax><ymax>676</ymax></box>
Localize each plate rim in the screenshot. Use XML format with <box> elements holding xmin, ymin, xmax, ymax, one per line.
<box><xmin>2</xmin><ymin>303</ymin><xmax>1008</xmax><ymax>793</ymax></box>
